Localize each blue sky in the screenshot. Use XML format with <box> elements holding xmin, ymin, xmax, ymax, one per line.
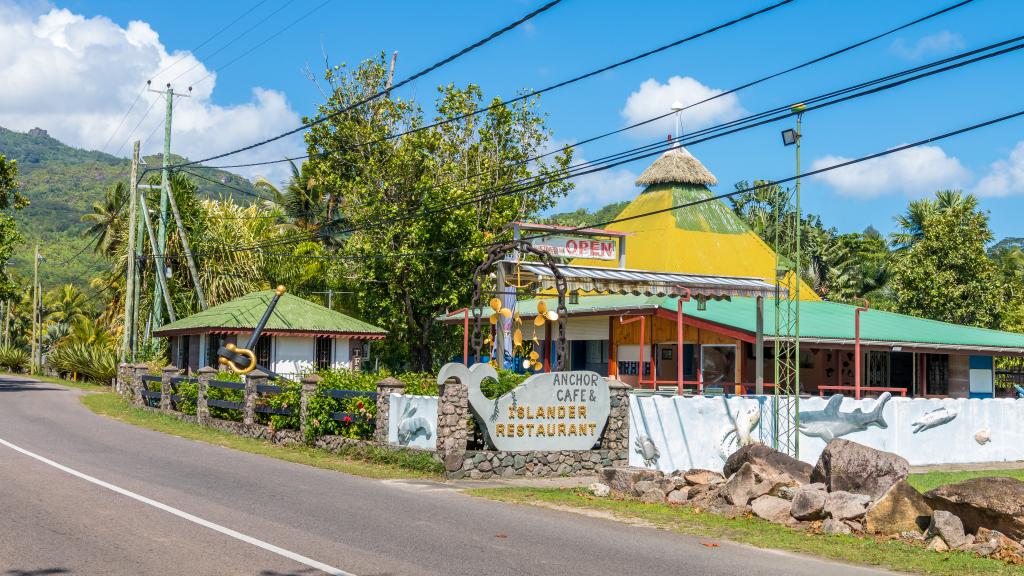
<box><xmin>6</xmin><ymin>0</ymin><xmax>1024</xmax><ymax>241</ymax></box>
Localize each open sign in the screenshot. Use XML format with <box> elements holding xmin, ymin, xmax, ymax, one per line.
<box><xmin>532</xmin><ymin>236</ymin><xmax>617</xmax><ymax>260</ymax></box>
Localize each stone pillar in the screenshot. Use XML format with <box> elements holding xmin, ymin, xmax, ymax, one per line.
<box><xmin>160</xmin><ymin>365</ymin><xmax>179</xmax><ymax>411</ymax></box>
<box><xmin>196</xmin><ymin>366</ymin><xmax>215</xmax><ymax>425</ymax></box>
<box><xmin>600</xmin><ymin>378</ymin><xmax>632</xmax><ymax>456</ymax></box>
<box><xmin>132</xmin><ymin>364</ymin><xmax>148</xmax><ymax>407</ymax></box>
<box><xmin>436</xmin><ymin>376</ymin><xmax>470</xmax><ymax>473</ymax></box>
<box><xmin>299</xmin><ymin>374</ymin><xmax>320</xmax><ymax>439</ymax></box>
<box><xmin>374</xmin><ymin>377</ymin><xmax>406</xmax><ymax>443</ymax></box>
<box><xmin>116</xmin><ymin>363</ymin><xmax>129</xmax><ymax>396</ymax></box>
<box><xmin>244</xmin><ymin>369</ymin><xmax>267</xmax><ymax>427</ymax></box>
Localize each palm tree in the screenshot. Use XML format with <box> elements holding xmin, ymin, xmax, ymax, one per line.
<box><xmin>891</xmin><ymin>190</ymin><xmax>975</xmax><ymax>251</ymax></box>
<box><xmin>43</xmin><ymin>284</ymin><xmax>90</xmax><ymax>325</ymax></box>
<box><xmin>253</xmin><ymin>160</ymin><xmax>345</xmax><ymax>242</ymax></box>
<box><xmin>81</xmin><ymin>181</ymin><xmax>128</xmax><ymax>256</ymax></box>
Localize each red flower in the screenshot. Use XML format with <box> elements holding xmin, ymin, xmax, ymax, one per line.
<box><xmin>356</xmin><ymin>402</ymin><xmax>364</xmax><ymax>410</ymax></box>
<box><xmin>343</xmin><ymin>415</ymin><xmax>351</xmax><ymax>423</ymax></box>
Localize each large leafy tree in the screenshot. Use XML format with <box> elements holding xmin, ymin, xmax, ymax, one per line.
<box><xmin>304</xmin><ymin>54</ymin><xmax>573</xmax><ymax>370</ymax></box>
<box><xmin>889</xmin><ymin>190</ymin><xmax>1002</xmax><ymax>328</ymax></box>
<box><xmin>0</xmin><ymin>154</ymin><xmax>26</xmax><ymax>302</ymax></box>
<box><xmin>81</xmin><ymin>181</ymin><xmax>128</xmax><ymax>256</ymax></box>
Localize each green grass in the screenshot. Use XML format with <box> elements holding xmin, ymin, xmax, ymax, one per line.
<box><xmin>469</xmin><ymin>487</ymin><xmax>1021</xmax><ymax>576</ymax></box>
<box><xmin>81</xmin><ymin>392</ymin><xmax>444</xmax><ymax>480</ymax></box>
<box><xmin>909</xmin><ymin>469</ymin><xmax>1024</xmax><ymax>493</ymax></box>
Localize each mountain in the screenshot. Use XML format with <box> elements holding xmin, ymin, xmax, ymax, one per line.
<box><xmin>0</xmin><ymin>126</ymin><xmax>259</xmax><ymax>290</ymax></box>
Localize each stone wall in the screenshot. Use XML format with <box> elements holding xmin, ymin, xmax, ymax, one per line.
<box><xmin>450</xmin><ymin>449</ymin><xmax>626</xmax><ymax>480</ymax></box>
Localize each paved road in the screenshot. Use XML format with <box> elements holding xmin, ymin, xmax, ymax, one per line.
<box><xmin>0</xmin><ymin>375</ymin><xmax>893</xmax><ymax>576</ymax></box>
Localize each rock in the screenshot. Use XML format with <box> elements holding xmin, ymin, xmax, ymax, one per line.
<box><xmin>826</xmin><ymin>491</ymin><xmax>872</xmax><ymax>521</ymax></box>
<box><xmin>683</xmin><ymin>469</ymin><xmax>725</xmax><ymax>486</ymax></box>
<box><xmin>724</xmin><ymin>444</ymin><xmax>812</xmax><ymax>484</ymax></box>
<box><xmin>964</xmin><ymin>538</ymin><xmax>999</xmax><ymax>557</ymax></box>
<box><xmin>752</xmin><ymin>495</ymin><xmax>795</xmax><ymax>526</ymax></box>
<box><xmin>666</xmin><ymin>489</ymin><xmax>688</xmax><ymax>505</ymax></box>
<box><xmin>688</xmin><ymin>483</ymin><xmax>727</xmax><ymax>511</ymax></box>
<box><xmin>845</xmin><ymin>520</ymin><xmax>864</xmax><ymax>533</ymax></box>
<box><xmin>928</xmin><ymin>510</ymin><xmax>969</xmax><ymax>549</ymax></box>
<box><xmin>601</xmin><ymin>466</ymin><xmax>663</xmax><ymax>495</ymax></box>
<box><xmin>900</xmin><ymin>530</ymin><xmax>925</xmax><ymax>541</ymax></box>
<box><xmin>640</xmin><ymin>488</ymin><xmax>666</xmax><ymax>503</ymax></box>
<box><xmin>443</xmin><ymin>452</ymin><xmax>465</xmax><ymax>472</ymax></box>
<box><xmin>588</xmin><ymin>482</ymin><xmax>611</xmax><ymax>497</ymax></box>
<box><xmin>790</xmin><ymin>487</ymin><xmax>828</xmax><ymax>521</ymax></box>
<box><xmin>977</xmin><ymin>528</ymin><xmax>1024</xmax><ymax>554</ymax></box>
<box><xmin>927</xmin><ymin>537</ymin><xmax>949</xmax><ymax>552</ymax></box>
<box><xmin>656</xmin><ymin>477</ymin><xmax>686</xmax><ymax>494</ymax></box>
<box><xmin>925</xmin><ymin>476</ymin><xmax>1024</xmax><ymax>540</ymax></box>
<box><xmin>722</xmin><ymin>462</ymin><xmax>798</xmax><ymax>506</ymax></box>
<box><xmin>864</xmin><ymin>480</ymin><xmax>932</xmax><ymax>535</ymax></box>
<box><xmin>811</xmin><ymin>439</ymin><xmax>910</xmax><ymax>499</ymax></box>
<box><xmin>821</xmin><ymin>518</ymin><xmax>852</xmax><ymax>535</ymax></box>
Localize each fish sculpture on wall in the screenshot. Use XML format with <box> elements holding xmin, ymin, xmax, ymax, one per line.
<box><xmin>798</xmin><ymin>392</ymin><xmax>891</xmax><ymax>442</ymax></box>
<box><xmin>718</xmin><ymin>405</ymin><xmax>761</xmax><ymax>460</ymax></box>
<box><xmin>975</xmin><ymin>428</ymin><xmax>992</xmax><ymax>445</ymax></box>
<box><xmin>911</xmin><ymin>406</ymin><xmax>958</xmax><ymax>434</ymax></box>
<box><xmin>397</xmin><ymin>403</ymin><xmax>434</xmax><ymax>446</ymax></box>
<box><xmin>634</xmin><ymin>435</ymin><xmax>660</xmax><ymax>467</ymax></box>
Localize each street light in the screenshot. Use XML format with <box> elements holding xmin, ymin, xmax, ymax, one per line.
<box><xmin>781</xmin><ymin>129</ymin><xmax>798</xmax><ymax>146</ymax></box>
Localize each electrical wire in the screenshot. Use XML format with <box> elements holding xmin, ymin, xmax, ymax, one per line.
<box><xmin>113</xmin><ymin>94</ymin><xmax>162</xmax><ymax>158</ymax></box>
<box><xmin>100</xmin><ymin>85</ymin><xmax>146</xmax><ymax>154</ymax></box>
<box><xmin>165</xmin><ymin>0</ymin><xmax>786</xmax><ymax>169</ymax></box>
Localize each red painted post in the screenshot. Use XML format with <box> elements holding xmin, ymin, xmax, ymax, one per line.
<box><xmin>854</xmin><ymin>299</ymin><xmax>870</xmax><ymax>400</ymax></box>
<box><xmin>446</xmin><ymin>308</ymin><xmax>470</xmax><ymax>366</ymax></box>
<box><xmin>675</xmin><ymin>287</ymin><xmax>691</xmax><ymax>395</ymax></box>
<box><xmin>619</xmin><ymin>315</ymin><xmax>646</xmax><ymax>388</ymax></box>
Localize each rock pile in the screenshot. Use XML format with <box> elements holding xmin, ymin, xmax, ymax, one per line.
<box><xmin>592</xmin><ymin>439</ymin><xmax>1024</xmax><ymax>565</ymax></box>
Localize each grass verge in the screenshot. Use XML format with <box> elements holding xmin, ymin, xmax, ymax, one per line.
<box><xmin>909</xmin><ymin>469</ymin><xmax>1024</xmax><ymax>493</ymax></box>
<box><xmin>81</xmin><ymin>392</ymin><xmax>444</xmax><ymax>480</ymax></box>
<box><xmin>468</xmin><ymin>487</ymin><xmax>1019</xmax><ymax>576</ymax></box>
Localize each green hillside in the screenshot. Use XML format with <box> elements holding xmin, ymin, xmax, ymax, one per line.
<box><xmin>0</xmin><ymin>126</ymin><xmax>259</xmax><ymax>289</ymax></box>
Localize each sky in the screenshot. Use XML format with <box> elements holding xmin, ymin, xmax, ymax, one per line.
<box><xmin>2</xmin><ymin>0</ymin><xmax>1024</xmax><ymax>241</ymax></box>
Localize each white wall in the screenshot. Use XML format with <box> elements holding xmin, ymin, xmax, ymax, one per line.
<box><xmin>628</xmin><ymin>393</ymin><xmax>1024</xmax><ymax>473</ymax></box>
<box><xmin>333</xmin><ymin>338</ymin><xmax>351</xmax><ymax>369</ymax></box>
<box><xmin>273</xmin><ymin>336</ymin><xmax>314</xmax><ymax>376</ymax></box>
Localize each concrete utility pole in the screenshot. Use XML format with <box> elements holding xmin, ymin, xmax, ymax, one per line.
<box><xmin>165</xmin><ymin>176</ymin><xmax>208</xmax><ymax>311</ymax></box>
<box><xmin>146</xmin><ymin>83</ymin><xmax>190</xmax><ymax>329</ymax></box>
<box><xmin>139</xmin><ymin>193</ymin><xmax>177</xmax><ymax>324</ymax></box>
<box><xmin>30</xmin><ymin>244</ymin><xmax>39</xmax><ymax>374</ymax></box>
<box><xmin>122</xmin><ymin>141</ymin><xmax>140</xmax><ymax>361</ymax></box>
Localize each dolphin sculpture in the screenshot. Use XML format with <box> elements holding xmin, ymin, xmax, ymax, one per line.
<box><xmin>798</xmin><ymin>392</ymin><xmax>891</xmax><ymax>442</ymax></box>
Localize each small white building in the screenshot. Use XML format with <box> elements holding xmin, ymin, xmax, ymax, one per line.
<box><xmin>153</xmin><ymin>290</ymin><xmax>387</xmax><ymax>378</ymax></box>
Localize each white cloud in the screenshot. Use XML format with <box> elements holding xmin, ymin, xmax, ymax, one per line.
<box><xmin>811</xmin><ymin>145</ymin><xmax>970</xmax><ymax>198</ymax></box>
<box><xmin>891</xmin><ymin>31</ymin><xmax>964</xmax><ymax>60</ymax></box>
<box><xmin>0</xmin><ymin>3</ymin><xmax>303</xmax><ymax>184</ymax></box>
<box><xmin>550</xmin><ymin>141</ymin><xmax>637</xmax><ymax>211</ymax></box>
<box><xmin>974</xmin><ymin>141</ymin><xmax>1024</xmax><ymax>197</ymax></box>
<box><xmin>620</xmin><ymin>76</ymin><xmax>744</xmax><ymax>138</ymax></box>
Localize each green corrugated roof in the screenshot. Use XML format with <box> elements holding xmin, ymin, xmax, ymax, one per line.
<box><xmin>474</xmin><ymin>295</ymin><xmax>1024</xmax><ymax>350</ymax></box>
<box><xmin>154</xmin><ymin>291</ymin><xmax>386</xmax><ymax>336</ymax></box>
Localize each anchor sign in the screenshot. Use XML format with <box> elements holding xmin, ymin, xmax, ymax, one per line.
<box><xmin>438</xmin><ymin>363</ymin><xmax>611</xmax><ymax>451</ymax></box>
<box><xmin>218</xmin><ymin>285</ymin><xmax>286</xmax><ymax>378</ymax></box>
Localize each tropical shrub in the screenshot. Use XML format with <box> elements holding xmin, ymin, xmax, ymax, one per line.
<box><xmin>47</xmin><ymin>342</ymin><xmax>117</xmax><ymax>384</ymax></box>
<box><xmin>0</xmin><ymin>344</ymin><xmax>29</xmax><ymax>372</ymax></box>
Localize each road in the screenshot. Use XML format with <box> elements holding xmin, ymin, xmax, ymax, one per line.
<box><xmin>0</xmin><ymin>375</ymin><xmax>892</xmax><ymax>576</ymax></box>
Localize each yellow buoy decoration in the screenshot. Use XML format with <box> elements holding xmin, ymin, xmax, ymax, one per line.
<box><xmin>489</xmin><ymin>298</ymin><xmax>502</xmax><ymax>311</ymax></box>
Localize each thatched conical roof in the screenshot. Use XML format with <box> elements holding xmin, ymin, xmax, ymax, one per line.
<box><xmin>634</xmin><ymin>146</ymin><xmax>717</xmax><ymax>187</ymax></box>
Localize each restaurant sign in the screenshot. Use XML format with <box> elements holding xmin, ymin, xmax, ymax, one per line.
<box><xmin>438</xmin><ymin>363</ymin><xmax>610</xmax><ymax>451</ymax></box>
<box><xmin>530</xmin><ymin>235</ymin><xmax>617</xmax><ymax>260</ymax></box>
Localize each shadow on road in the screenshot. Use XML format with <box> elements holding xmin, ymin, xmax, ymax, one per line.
<box><xmin>0</xmin><ymin>382</ymin><xmax>63</xmax><ymax>393</ymax></box>
<box><xmin>5</xmin><ymin>569</ymin><xmax>71</xmax><ymax>575</ymax></box>
<box><xmin>259</xmin><ymin>569</ymin><xmax>328</xmax><ymax>576</ymax></box>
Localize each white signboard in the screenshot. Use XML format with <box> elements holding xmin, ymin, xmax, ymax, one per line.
<box><xmin>438</xmin><ymin>363</ymin><xmax>611</xmax><ymax>451</ymax></box>
<box><xmin>531</xmin><ymin>235</ymin><xmax>617</xmax><ymax>260</ymax></box>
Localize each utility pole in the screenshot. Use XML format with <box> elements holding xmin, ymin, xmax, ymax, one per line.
<box><xmin>139</xmin><ymin>193</ymin><xmax>177</xmax><ymax>324</ymax></box>
<box><xmin>122</xmin><ymin>141</ymin><xmax>140</xmax><ymax>361</ymax></box>
<box><xmin>165</xmin><ymin>175</ymin><xmax>208</xmax><ymax>311</ymax></box>
<box><xmin>30</xmin><ymin>244</ymin><xmax>39</xmax><ymax>374</ymax></box>
<box><xmin>146</xmin><ymin>83</ymin><xmax>191</xmax><ymax>329</ymax></box>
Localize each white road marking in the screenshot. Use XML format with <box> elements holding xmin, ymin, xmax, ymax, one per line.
<box><xmin>0</xmin><ymin>437</ymin><xmax>355</xmax><ymax>576</ymax></box>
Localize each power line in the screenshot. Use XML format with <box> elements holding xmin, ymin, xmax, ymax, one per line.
<box><xmin>100</xmin><ymin>85</ymin><xmax>146</xmax><ymax>154</ymax></box>
<box><xmin>201</xmin><ymin>0</ymin><xmax>975</xmax><ymax>173</ymax></box>
<box><xmin>179</xmin><ymin>168</ymin><xmax>282</xmax><ymax>205</ymax></box>
<box><xmin>113</xmin><ymin>94</ymin><xmax>162</xmax><ymax>157</ymax></box>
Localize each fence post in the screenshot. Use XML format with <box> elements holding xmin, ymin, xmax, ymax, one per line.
<box><xmin>197</xmin><ymin>366</ymin><xmax>215</xmax><ymax>425</ymax></box>
<box><xmin>116</xmin><ymin>363</ymin><xmax>128</xmax><ymax>396</ymax></box>
<box><xmin>374</xmin><ymin>377</ymin><xmax>406</xmax><ymax>443</ymax></box>
<box><xmin>132</xmin><ymin>364</ymin><xmax>148</xmax><ymax>406</ymax></box>
<box><xmin>436</xmin><ymin>375</ymin><xmax>470</xmax><ymax>474</ymax></box>
<box><xmin>243</xmin><ymin>369</ymin><xmax>266</xmax><ymax>427</ymax></box>
<box><xmin>299</xmin><ymin>374</ymin><xmax>321</xmax><ymax>439</ymax></box>
<box><xmin>600</xmin><ymin>378</ymin><xmax>632</xmax><ymax>465</ymax></box>
<box><xmin>160</xmin><ymin>365</ymin><xmax>178</xmax><ymax>411</ymax></box>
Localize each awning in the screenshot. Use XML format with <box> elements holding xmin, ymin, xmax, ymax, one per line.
<box><xmin>518</xmin><ymin>263</ymin><xmax>782</xmax><ymax>299</ymax></box>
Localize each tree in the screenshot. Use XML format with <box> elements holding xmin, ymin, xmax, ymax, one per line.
<box><xmin>0</xmin><ymin>154</ymin><xmax>25</xmax><ymax>302</ymax></box>
<box><xmin>43</xmin><ymin>284</ymin><xmax>91</xmax><ymax>325</ymax></box>
<box><xmin>304</xmin><ymin>55</ymin><xmax>572</xmax><ymax>370</ymax></box>
<box><xmin>889</xmin><ymin>190</ymin><xmax>1003</xmax><ymax>328</ymax></box>
<box><xmin>891</xmin><ymin>189</ymin><xmax>969</xmax><ymax>251</ymax></box>
<box><xmin>81</xmin><ymin>181</ymin><xmax>128</xmax><ymax>256</ymax></box>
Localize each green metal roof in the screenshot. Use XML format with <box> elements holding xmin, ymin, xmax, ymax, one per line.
<box><xmin>153</xmin><ymin>291</ymin><xmax>386</xmax><ymax>337</ymax></box>
<box><xmin>466</xmin><ymin>294</ymin><xmax>1024</xmax><ymax>352</ymax></box>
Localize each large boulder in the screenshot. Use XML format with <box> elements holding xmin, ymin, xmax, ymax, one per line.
<box><xmin>925</xmin><ymin>476</ymin><xmax>1024</xmax><ymax>541</ymax></box>
<box><xmin>864</xmin><ymin>480</ymin><xmax>932</xmax><ymax>535</ymax></box>
<box><xmin>928</xmin><ymin>510</ymin><xmax>969</xmax><ymax>549</ymax></box>
<box><xmin>724</xmin><ymin>444</ymin><xmax>812</xmax><ymax>484</ymax></box>
<box><xmin>826</xmin><ymin>491</ymin><xmax>872</xmax><ymax>521</ymax></box>
<box><xmin>722</xmin><ymin>462</ymin><xmax>799</xmax><ymax>506</ymax></box>
<box><xmin>601</xmin><ymin>466</ymin><xmax>663</xmax><ymax>496</ymax></box>
<box><xmin>751</xmin><ymin>495</ymin><xmax>796</xmax><ymax>526</ymax></box>
<box><xmin>683</xmin><ymin>469</ymin><xmax>725</xmax><ymax>486</ymax></box>
<box><xmin>811</xmin><ymin>439</ymin><xmax>909</xmax><ymax>499</ymax></box>
<box><xmin>790</xmin><ymin>487</ymin><xmax>828</xmax><ymax>521</ymax></box>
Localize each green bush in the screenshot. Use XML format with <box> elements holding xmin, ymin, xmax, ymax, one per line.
<box><xmin>266</xmin><ymin>380</ymin><xmax>375</xmax><ymax>442</ymax></box>
<box><xmin>47</xmin><ymin>342</ymin><xmax>117</xmax><ymax>384</ymax></box>
<box><xmin>0</xmin><ymin>344</ymin><xmax>29</xmax><ymax>372</ymax></box>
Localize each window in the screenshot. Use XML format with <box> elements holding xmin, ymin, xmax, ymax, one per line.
<box><xmin>255</xmin><ymin>335</ymin><xmax>272</xmax><ymax>369</ymax></box>
<box><xmin>926</xmin><ymin>354</ymin><xmax>949</xmax><ymax>396</ymax></box>
<box><xmin>206</xmin><ymin>335</ymin><xmax>225</xmax><ymax>368</ymax></box>
<box><xmin>701</xmin><ymin>344</ymin><xmax>736</xmax><ymax>385</ymax></box>
<box><xmin>315</xmin><ymin>337</ymin><xmax>333</xmax><ymax>370</ymax></box>
<box><xmin>178</xmin><ymin>335</ymin><xmax>190</xmax><ymax>369</ymax></box>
